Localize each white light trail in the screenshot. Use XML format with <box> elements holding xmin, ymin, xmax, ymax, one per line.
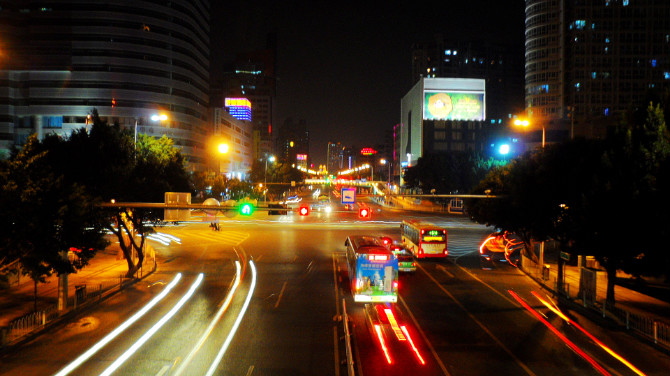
<box><xmin>98</xmin><ymin>273</ymin><xmax>204</xmax><ymax>376</ymax></box>
<box><xmin>205</xmin><ymin>261</ymin><xmax>257</xmax><ymax>376</ymax></box>
<box><xmin>173</xmin><ymin>262</ymin><xmax>242</xmax><ymax>376</ymax></box>
<box><xmin>54</xmin><ymin>273</ymin><xmax>183</xmax><ymax>376</ymax></box>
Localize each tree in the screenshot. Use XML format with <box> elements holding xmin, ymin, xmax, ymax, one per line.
<box><xmin>0</xmin><ymin>135</ymin><xmax>108</xmax><ymax>309</ymax></box>
<box><xmin>43</xmin><ymin>110</ymin><xmax>190</xmax><ymax>277</ymax></box>
<box><xmin>468</xmin><ymin>103</ymin><xmax>670</xmax><ymax>304</ymax></box>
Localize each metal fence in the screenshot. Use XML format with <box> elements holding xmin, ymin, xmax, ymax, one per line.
<box><xmin>602</xmin><ymin>300</ymin><xmax>670</xmax><ymax>349</ymax></box>
<box><xmin>521</xmin><ymin>254</ymin><xmax>669</xmax><ymax>351</ymax></box>
<box><xmin>1</xmin><ymin>274</ymin><xmax>142</xmax><ymax>347</ymax></box>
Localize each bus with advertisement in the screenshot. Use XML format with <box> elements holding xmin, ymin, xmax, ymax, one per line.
<box><xmin>344</xmin><ymin>235</ymin><xmax>398</xmax><ymax>303</ymax></box>
<box><xmin>400</xmin><ymin>220</ymin><xmax>448</xmax><ymax>258</ymax></box>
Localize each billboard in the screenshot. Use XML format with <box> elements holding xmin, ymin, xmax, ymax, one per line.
<box><xmin>423</xmin><ymin>91</ymin><xmax>485</xmax><ymax>121</ymax></box>
<box><xmin>224</xmin><ymin>97</ymin><xmax>252</xmax><ymax>121</ymax></box>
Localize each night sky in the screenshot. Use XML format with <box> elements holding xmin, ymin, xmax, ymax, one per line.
<box><xmin>211</xmin><ymin>2</ymin><xmax>525</xmax><ymax>165</ymax></box>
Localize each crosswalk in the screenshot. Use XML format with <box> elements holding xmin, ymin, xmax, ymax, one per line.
<box><xmin>447</xmin><ymin>228</ymin><xmax>494</xmax><ymax>258</ymax></box>
<box><xmin>148</xmin><ymin>228</ymin><xmax>250</xmax><ymax>247</ymax></box>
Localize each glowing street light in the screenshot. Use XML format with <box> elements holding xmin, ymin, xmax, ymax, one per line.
<box><xmin>135</xmin><ymin>113</ymin><xmax>168</xmax><ymax>152</ymax></box>
<box><xmin>264</xmin><ymin>155</ymin><xmax>276</xmax><ymax>202</ymax></box>
<box><xmin>218</xmin><ymin>143</ymin><xmax>229</xmax><ymax>154</ymax></box>
<box><xmin>514</xmin><ymin>118</ymin><xmax>544</xmax><ymax>148</ymax></box>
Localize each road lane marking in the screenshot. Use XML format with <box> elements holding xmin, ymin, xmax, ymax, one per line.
<box><xmin>245</xmin><ymin>365</ymin><xmax>255</xmax><ymax>376</ymax></box>
<box><xmin>436</xmin><ymin>265</ymin><xmax>454</xmax><ymax>278</ymax></box>
<box><xmin>398</xmin><ymin>296</ymin><xmax>450</xmax><ymax>376</ymax></box>
<box><xmin>274</xmin><ymin>281</ymin><xmax>287</xmax><ymax>309</ymax></box>
<box><xmin>332</xmin><ymin>253</ymin><xmax>341</xmax><ymax>316</ymax></box>
<box><xmin>155</xmin><ymin>365</ymin><xmax>170</xmax><ymax>376</ymax></box>
<box><xmin>417</xmin><ymin>263</ymin><xmax>537</xmax><ymax>376</ymax></box>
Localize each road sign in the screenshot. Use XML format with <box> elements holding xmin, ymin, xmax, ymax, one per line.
<box><xmin>341</xmin><ymin>188</ymin><xmax>356</xmax><ymax>204</ymax></box>
<box><xmin>560</xmin><ymin>251</ymin><xmax>570</xmax><ymax>261</ymax></box>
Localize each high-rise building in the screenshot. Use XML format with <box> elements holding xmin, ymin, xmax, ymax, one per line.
<box><xmin>212</xmin><ymin>107</ymin><xmax>253</xmax><ymax>180</ymax></box>
<box><xmin>213</xmin><ymin>33</ymin><xmax>277</xmax><ymax>161</ymax></box>
<box><xmin>0</xmin><ymin>1</ymin><xmax>210</xmax><ymax>171</ymax></box>
<box><xmin>525</xmin><ymin>0</ymin><xmax>670</xmax><ymax>140</ymax></box>
<box><xmin>275</xmin><ymin>118</ymin><xmax>309</xmax><ymax>165</ymax></box>
<box><xmin>326</xmin><ymin>142</ymin><xmax>344</xmax><ymax>174</ymax></box>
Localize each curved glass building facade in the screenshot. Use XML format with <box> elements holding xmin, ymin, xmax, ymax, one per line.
<box><xmin>0</xmin><ymin>1</ymin><xmax>210</xmax><ymax>170</ymax></box>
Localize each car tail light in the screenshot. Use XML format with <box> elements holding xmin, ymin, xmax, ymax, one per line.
<box><xmin>393</xmin><ymin>281</ymin><xmax>398</xmax><ymax>290</ymax></box>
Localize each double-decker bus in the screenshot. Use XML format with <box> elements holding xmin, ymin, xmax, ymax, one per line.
<box><xmin>344</xmin><ymin>235</ymin><xmax>399</xmax><ymax>303</ymax></box>
<box><xmin>400</xmin><ymin>220</ymin><xmax>448</xmax><ymax>258</ymax></box>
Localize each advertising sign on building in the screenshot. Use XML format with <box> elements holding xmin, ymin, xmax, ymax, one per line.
<box><xmin>423</xmin><ymin>91</ymin><xmax>485</xmax><ymax>121</ymax></box>
<box><xmin>224</xmin><ymin>97</ymin><xmax>252</xmax><ymax>121</ymax></box>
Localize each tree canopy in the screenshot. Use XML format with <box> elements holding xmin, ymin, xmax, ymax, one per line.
<box><xmin>467</xmin><ymin>103</ymin><xmax>670</xmax><ymax>303</ymax></box>
<box><xmin>0</xmin><ymin>109</ymin><xmax>191</xmax><ymax>282</ymax></box>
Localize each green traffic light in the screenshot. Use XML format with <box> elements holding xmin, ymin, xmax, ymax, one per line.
<box><xmin>240</xmin><ymin>203</ymin><xmax>253</xmax><ymax>216</ymax></box>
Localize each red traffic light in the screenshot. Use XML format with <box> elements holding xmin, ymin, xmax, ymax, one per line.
<box><xmin>299</xmin><ymin>205</ymin><xmax>309</xmax><ymax>216</ymax></box>
<box><xmin>359</xmin><ymin>207</ymin><xmax>370</xmax><ymax>218</ymax></box>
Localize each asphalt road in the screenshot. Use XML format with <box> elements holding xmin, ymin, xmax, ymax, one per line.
<box><xmin>1</xmin><ymin>190</ymin><xmax>669</xmax><ymax>376</ymax></box>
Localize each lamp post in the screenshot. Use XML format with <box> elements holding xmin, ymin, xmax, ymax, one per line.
<box><xmin>380</xmin><ymin>158</ymin><xmax>390</xmax><ymax>185</ymax></box>
<box><xmin>264</xmin><ymin>155</ymin><xmax>275</xmax><ymax>202</ymax></box>
<box><xmin>218</xmin><ymin>143</ymin><xmax>229</xmax><ymax>176</ymax></box>
<box><xmin>135</xmin><ymin>113</ymin><xmax>168</xmax><ymax>149</ymax></box>
<box><xmin>514</xmin><ymin>118</ymin><xmax>545</xmax><ymax>149</ymax></box>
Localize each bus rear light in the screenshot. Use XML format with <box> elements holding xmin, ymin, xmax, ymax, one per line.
<box><xmin>393</xmin><ymin>281</ymin><xmax>398</xmax><ymax>290</ymax></box>
<box><xmin>356</xmin><ymin>278</ymin><xmax>362</xmax><ymax>290</ymax></box>
<box><xmin>444</xmin><ymin>249</ymin><xmax>448</xmax><ymax>255</ymax></box>
<box><xmin>418</xmin><ymin>248</ymin><xmax>423</xmax><ymax>255</ymax></box>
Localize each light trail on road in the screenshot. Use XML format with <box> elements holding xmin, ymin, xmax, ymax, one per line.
<box><xmin>508</xmin><ymin>290</ymin><xmax>612</xmax><ymax>376</ymax></box>
<box><xmin>173</xmin><ymin>262</ymin><xmax>242</xmax><ymax>376</ymax></box>
<box><xmin>205</xmin><ymin>260</ymin><xmax>258</xmax><ymax>376</ymax></box>
<box><xmin>98</xmin><ymin>273</ymin><xmax>204</xmax><ymax>376</ymax></box>
<box><xmin>531</xmin><ymin>291</ymin><xmax>646</xmax><ymax>376</ymax></box>
<box><xmin>53</xmin><ymin>273</ymin><xmax>183</xmax><ymax>376</ymax></box>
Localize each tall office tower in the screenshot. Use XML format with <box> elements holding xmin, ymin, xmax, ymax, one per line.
<box><xmin>326</xmin><ymin>142</ymin><xmax>344</xmax><ymax>175</ymax></box>
<box><xmin>525</xmin><ymin>0</ymin><xmax>670</xmax><ymax>140</ymax></box>
<box><xmin>0</xmin><ymin>1</ymin><xmax>210</xmax><ymax>171</ymax></box>
<box><xmin>275</xmin><ymin>118</ymin><xmax>309</xmax><ymax>165</ymax></box>
<box><xmin>214</xmin><ymin>33</ymin><xmax>277</xmax><ymax>161</ymax></box>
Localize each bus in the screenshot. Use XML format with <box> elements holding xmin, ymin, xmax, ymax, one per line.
<box><xmin>344</xmin><ymin>235</ymin><xmax>399</xmax><ymax>303</ymax></box>
<box><xmin>400</xmin><ymin>220</ymin><xmax>448</xmax><ymax>258</ymax></box>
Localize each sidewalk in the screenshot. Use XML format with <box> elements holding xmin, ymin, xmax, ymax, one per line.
<box><xmin>0</xmin><ymin>242</ymin><xmax>152</xmax><ymax>348</ymax></box>
<box><xmin>520</xmin><ymin>250</ymin><xmax>670</xmax><ymax>351</ymax></box>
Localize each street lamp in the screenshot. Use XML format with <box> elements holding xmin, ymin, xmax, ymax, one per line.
<box><xmin>264</xmin><ymin>155</ymin><xmax>275</xmax><ymax>202</ymax></box>
<box><xmin>218</xmin><ymin>143</ymin><xmax>229</xmax><ymax>176</ymax></box>
<box><xmin>135</xmin><ymin>113</ymin><xmax>168</xmax><ymax>149</ymax></box>
<box><xmin>514</xmin><ymin>118</ymin><xmax>545</xmax><ymax>148</ymax></box>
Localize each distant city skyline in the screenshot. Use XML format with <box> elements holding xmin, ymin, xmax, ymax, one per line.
<box><xmin>211</xmin><ymin>2</ymin><xmax>526</xmax><ymax>165</ymax></box>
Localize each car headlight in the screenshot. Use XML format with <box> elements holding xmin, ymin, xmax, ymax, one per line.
<box><xmin>325</xmin><ymin>206</ymin><xmax>332</xmax><ymax>213</ymax></box>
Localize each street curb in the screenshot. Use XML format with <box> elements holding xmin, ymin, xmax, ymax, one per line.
<box><xmin>0</xmin><ymin>263</ymin><xmax>157</xmax><ymax>353</ymax></box>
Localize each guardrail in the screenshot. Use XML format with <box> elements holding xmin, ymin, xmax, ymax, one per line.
<box><xmin>602</xmin><ymin>300</ymin><xmax>670</xmax><ymax>350</ymax></box>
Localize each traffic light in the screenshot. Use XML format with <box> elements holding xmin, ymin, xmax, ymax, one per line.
<box><xmin>359</xmin><ymin>207</ymin><xmax>371</xmax><ymax>219</ymax></box>
<box><xmin>240</xmin><ymin>203</ymin><xmax>254</xmax><ymax>216</ymax></box>
<box><xmin>298</xmin><ymin>205</ymin><xmax>309</xmax><ymax>216</ymax></box>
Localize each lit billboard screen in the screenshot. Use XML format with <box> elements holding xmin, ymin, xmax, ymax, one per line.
<box><xmin>225</xmin><ymin>97</ymin><xmax>252</xmax><ymax>121</ymax></box>
<box><xmin>423</xmin><ymin>91</ymin><xmax>485</xmax><ymax>121</ymax></box>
